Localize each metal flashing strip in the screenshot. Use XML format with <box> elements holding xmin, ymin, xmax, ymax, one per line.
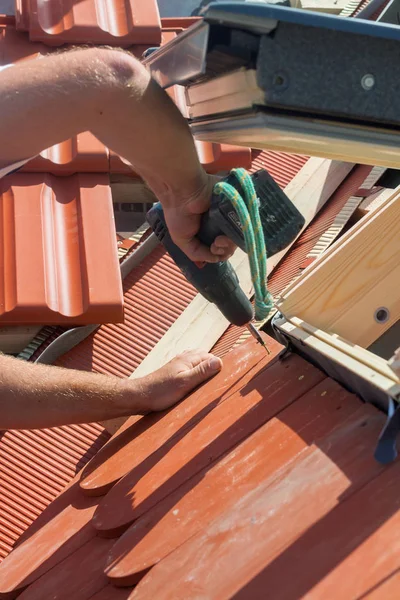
<box><xmin>274</xmin><ymin>314</ymin><xmax>400</xmax><ymax>401</ymax></box>
<box><xmin>192</xmin><ymin>111</ymin><xmax>400</xmax><ymax>169</ymax></box>
<box><xmin>145</xmin><ymin>2</ymin><xmax>400</xmax><ymax>89</ymax></box>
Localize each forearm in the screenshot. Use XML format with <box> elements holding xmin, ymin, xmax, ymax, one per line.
<box><xmin>0</xmin><ymin>354</ymin><xmax>145</xmax><ymax>430</ymax></box>
<box><xmin>0</xmin><ymin>48</ymin><xmax>206</xmax><ymax>202</ymax></box>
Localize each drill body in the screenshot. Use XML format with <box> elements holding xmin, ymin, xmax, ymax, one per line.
<box><xmin>147</xmin><ymin>169</ymin><xmax>304</xmax><ymax>327</ymax></box>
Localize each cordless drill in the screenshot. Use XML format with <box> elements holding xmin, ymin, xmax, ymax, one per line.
<box><xmin>147</xmin><ymin>169</ymin><xmax>304</xmax><ymax>349</ymax></box>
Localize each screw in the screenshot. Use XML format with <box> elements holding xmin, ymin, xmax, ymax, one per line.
<box><xmin>361</xmin><ymin>74</ymin><xmax>375</xmax><ymax>90</ymax></box>
<box><xmin>374</xmin><ymin>307</ymin><xmax>390</xmax><ymax>324</ymax></box>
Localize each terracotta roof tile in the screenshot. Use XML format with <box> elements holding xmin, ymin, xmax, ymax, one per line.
<box><xmin>21</xmin><ymin>132</ymin><xmax>110</xmax><ymax>175</ymax></box>
<box><xmin>0</xmin><ymin>334</ymin><xmax>394</xmax><ymax>599</ymax></box>
<box><xmin>128</xmin><ymin>405</ymin><xmax>385</xmax><ymax>600</ymax></box>
<box><xmin>0</xmin><ymin>173</ymin><xmax>123</xmax><ymax>325</ymax></box>
<box><xmin>21</xmin><ymin>0</ymin><xmax>162</xmax><ymax>46</ymax></box>
<box><xmin>0</xmin><ymin>423</ymin><xmax>109</xmax><ymax>564</ymax></box>
<box><xmin>0</xmin><ymin>23</ymin><xmax>50</xmax><ymax>61</ymax></box>
<box><xmin>104</xmin><ymin>377</ymin><xmax>361</xmax><ymax>585</ymax></box>
<box><xmin>15</xmin><ymin>0</ymin><xmax>29</xmax><ymax>31</ymax></box>
<box><xmin>92</xmin><ymin>350</ymin><xmax>324</xmax><ymax>538</ymax></box>
<box><xmin>264</xmin><ymin>463</ymin><xmax>400</xmax><ymax>600</ymax></box>
<box><xmin>80</xmin><ymin>336</ymin><xmax>281</xmax><ymax>498</ymax></box>
<box><xmin>250</xmin><ymin>150</ymin><xmax>309</xmax><ymax>189</ymax></box>
<box><xmin>18</xmin><ymin>535</ymin><xmax>115</xmax><ymax>600</ymax></box>
<box><xmin>160</xmin><ymin>17</ymin><xmax>201</xmax><ymax>29</ymax></box>
<box><xmin>53</xmin><ymin>244</ymin><xmax>196</xmax><ymax>376</ymax></box>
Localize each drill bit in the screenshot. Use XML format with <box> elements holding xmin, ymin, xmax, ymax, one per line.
<box><xmin>246</xmin><ymin>322</ymin><xmax>270</xmax><ymax>354</ymax></box>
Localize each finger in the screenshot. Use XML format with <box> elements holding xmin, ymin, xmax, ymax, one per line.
<box><xmin>186</xmin><ymin>356</ymin><xmax>222</xmax><ymax>388</ymax></box>
<box><xmin>213</xmin><ymin>236</ymin><xmax>232</xmax><ymax>248</ymax></box>
<box><xmin>210</xmin><ymin>236</ymin><xmax>236</xmax><ymax>257</ymax></box>
<box><xmin>210</xmin><ymin>244</ymin><xmax>235</xmax><ymax>260</ymax></box>
<box><xmin>180</xmin><ymin>349</ymin><xmax>217</xmax><ymax>367</ymax></box>
<box><xmin>177</xmin><ymin>237</ymin><xmax>221</xmax><ymax>264</ymax></box>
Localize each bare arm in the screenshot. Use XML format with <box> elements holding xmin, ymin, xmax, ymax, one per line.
<box><xmin>0</xmin><ymin>350</ymin><xmax>221</xmax><ymax>430</ymax></box>
<box><xmin>0</xmin><ymin>48</ymin><xmax>234</xmax><ymax>262</ymax></box>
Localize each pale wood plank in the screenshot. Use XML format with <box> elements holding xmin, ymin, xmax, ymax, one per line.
<box><xmin>279</xmin><ymin>188</ymin><xmax>400</xmax><ymax>347</ymax></box>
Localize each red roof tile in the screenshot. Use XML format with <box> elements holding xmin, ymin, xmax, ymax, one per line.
<box><xmin>15</xmin><ymin>0</ymin><xmax>29</xmax><ymax>31</ymax></box>
<box><xmin>0</xmin><ymin>335</ymin><xmax>393</xmax><ymax>600</ymax></box>
<box><xmin>1</xmin><ymin>23</ymin><xmax>250</xmax><ymax>176</ymax></box>
<box><xmin>79</xmin><ymin>336</ymin><xmax>281</xmax><ymax>497</ymax></box>
<box><xmin>0</xmin><ymin>424</ymin><xmax>109</xmax><ymax>564</ymax></box>
<box><xmin>23</xmin><ymin>0</ymin><xmax>162</xmax><ymax>46</ymax></box>
<box><xmin>160</xmin><ymin>17</ymin><xmax>201</xmax><ymax>29</ymax></box>
<box><xmin>250</xmin><ymin>150</ymin><xmax>309</xmax><ymax>189</ymax></box>
<box><xmin>105</xmin><ymin>377</ymin><xmax>360</xmax><ymax>586</ymax></box>
<box><xmin>0</xmin><ymin>173</ymin><xmax>123</xmax><ymax>324</ymax></box>
<box><xmin>92</xmin><ymin>351</ymin><xmax>324</xmax><ymax>538</ymax></box>
<box><xmin>21</xmin><ymin>132</ymin><xmax>110</xmax><ymax>175</ymax></box>
<box><xmin>128</xmin><ymin>405</ymin><xmax>385</xmax><ymax>600</ymax></box>
<box><xmin>0</xmin><ymin>21</ymin><xmax>50</xmax><ymax>61</ymax></box>
<box><xmin>53</xmin><ymin>244</ymin><xmax>196</xmax><ymax>375</ymax></box>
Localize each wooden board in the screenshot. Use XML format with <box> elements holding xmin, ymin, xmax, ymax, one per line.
<box><xmin>358</xmin><ymin>187</ymin><xmax>394</xmax><ymax>217</ymax></box>
<box><xmin>278</xmin><ymin>315</ymin><xmax>400</xmax><ymax>399</ymax></box>
<box><xmin>278</xmin><ymin>187</ymin><xmax>400</xmax><ymax>347</ymax></box>
<box><xmin>291</xmin><ymin>0</ymin><xmax>350</xmax><ymax>14</ymax></box>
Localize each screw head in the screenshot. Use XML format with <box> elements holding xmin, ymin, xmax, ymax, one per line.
<box><xmin>361</xmin><ymin>74</ymin><xmax>375</xmax><ymax>90</ymax></box>
<box><xmin>374</xmin><ymin>307</ymin><xmax>390</xmax><ymax>324</ymax></box>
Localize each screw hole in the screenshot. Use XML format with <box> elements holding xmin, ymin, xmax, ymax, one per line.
<box><xmin>272</xmin><ymin>73</ymin><xmax>287</xmax><ymax>88</ymax></box>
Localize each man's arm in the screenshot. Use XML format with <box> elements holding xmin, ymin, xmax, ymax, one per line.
<box><xmin>0</xmin><ymin>48</ymin><xmax>234</xmax><ymax>262</ymax></box>
<box><xmin>0</xmin><ymin>350</ymin><xmax>222</xmax><ymax>430</ymax></box>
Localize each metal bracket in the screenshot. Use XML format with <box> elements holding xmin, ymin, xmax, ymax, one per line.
<box><xmin>374</xmin><ymin>397</ymin><xmax>400</xmax><ymax>464</ymax></box>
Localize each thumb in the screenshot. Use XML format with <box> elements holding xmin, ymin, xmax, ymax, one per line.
<box><xmin>186</xmin><ymin>356</ymin><xmax>222</xmax><ymax>389</ymax></box>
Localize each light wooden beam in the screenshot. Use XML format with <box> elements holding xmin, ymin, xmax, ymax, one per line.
<box><xmin>290</xmin><ymin>0</ymin><xmax>350</xmax><ymax>14</ymax></box>
<box><xmin>278</xmin><ymin>186</ymin><xmax>400</xmax><ymax>348</ymax></box>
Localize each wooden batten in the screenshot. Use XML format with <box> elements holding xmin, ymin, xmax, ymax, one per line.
<box><xmin>278</xmin><ymin>186</ymin><xmax>400</xmax><ymax>348</ymax></box>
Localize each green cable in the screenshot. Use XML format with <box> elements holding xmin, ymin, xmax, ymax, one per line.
<box><xmin>213</xmin><ymin>168</ymin><xmax>274</xmax><ymax>321</ymax></box>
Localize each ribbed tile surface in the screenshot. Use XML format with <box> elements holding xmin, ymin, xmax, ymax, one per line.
<box><xmin>54</xmin><ymin>244</ymin><xmax>196</xmax><ymax>377</ymax></box>
<box><xmin>0</xmin><ymin>423</ymin><xmax>109</xmax><ymax>561</ymax></box>
<box><xmin>25</xmin><ymin>0</ymin><xmax>161</xmax><ymax>46</ymax></box>
<box><xmin>250</xmin><ymin>150</ymin><xmax>308</xmax><ymax>189</ymax></box>
<box><xmin>0</xmin><ymin>174</ymin><xmax>123</xmax><ymax>324</ymax></box>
